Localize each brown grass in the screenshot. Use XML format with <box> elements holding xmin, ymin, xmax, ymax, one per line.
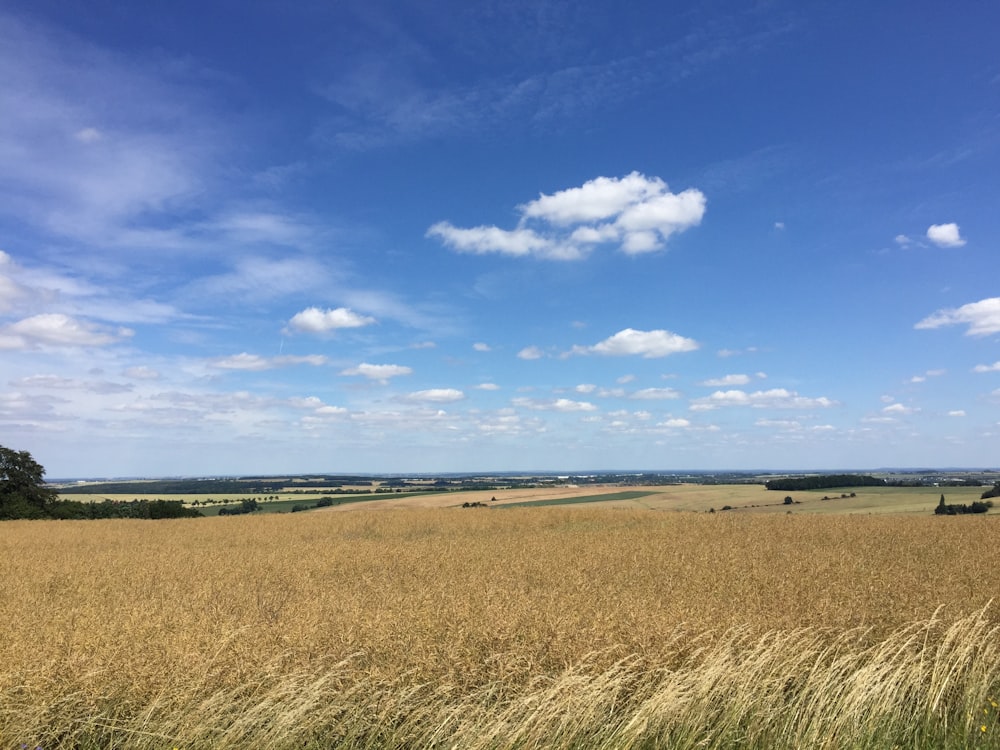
<box><xmin>0</xmin><ymin>509</ymin><xmax>997</xmax><ymax>748</ymax></box>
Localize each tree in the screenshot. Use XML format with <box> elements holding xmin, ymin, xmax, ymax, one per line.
<box><xmin>0</xmin><ymin>446</ymin><xmax>58</xmax><ymax>520</ymax></box>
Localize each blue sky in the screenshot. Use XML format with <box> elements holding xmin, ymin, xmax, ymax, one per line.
<box><xmin>1</xmin><ymin>1</ymin><xmax>999</xmax><ymax>478</ymax></box>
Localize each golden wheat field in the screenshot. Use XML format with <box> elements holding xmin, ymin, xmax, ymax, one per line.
<box><xmin>1</xmin><ymin>508</ymin><xmax>999</xmax><ymax>748</ymax></box>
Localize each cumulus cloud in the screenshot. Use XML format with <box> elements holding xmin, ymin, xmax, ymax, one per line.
<box><xmin>926</xmin><ymin>223</ymin><xmax>966</xmax><ymax>248</ymax></box>
<box><xmin>659</xmin><ymin>418</ymin><xmax>691</xmax><ymax>428</ymax></box>
<box><xmin>882</xmin><ymin>403</ymin><xmax>917</xmax><ymax>415</ymax></box>
<box><xmin>700</xmin><ymin>373</ymin><xmax>750</xmax><ymax>387</ymax></box>
<box><xmin>407</xmin><ymin>388</ymin><xmax>465</xmax><ymax>403</ymax></box>
<box><xmin>512</xmin><ymin>397</ymin><xmax>597</xmax><ymax>412</ymax></box>
<box><xmin>475</xmin><ymin>382</ymin><xmax>500</xmax><ymax>391</ymax></box>
<box><xmin>285</xmin><ymin>306</ymin><xmax>375</xmax><ymax>334</ymax></box>
<box><xmin>948</xmin><ymin>410</ymin><xmax>966</xmax><ymax>417</ymax></box>
<box><xmin>915</xmin><ymin>297</ymin><xmax>1000</xmax><ymax>336</ymax></box>
<box><xmin>973</xmin><ymin>361</ymin><xmax>1000</xmax><ymax>373</ymax></box>
<box><xmin>428</xmin><ymin>172</ymin><xmax>705</xmax><ymax>260</ymax></box>
<box><xmin>575</xmin><ymin>328</ymin><xmax>699</xmax><ymax>358</ymax></box>
<box><xmin>0</xmin><ymin>313</ymin><xmax>133</xmax><ymax>350</ymax></box>
<box><xmin>472</xmin><ymin>342</ymin><xmax>491</xmax><ymax>352</ymax></box>
<box><xmin>517</xmin><ymin>345</ymin><xmax>544</xmax><ymax>360</ymax></box>
<box><xmin>340</xmin><ymin>363</ymin><xmax>413</xmax><ymax>383</ymax></box>
<box><xmin>690</xmin><ymin>388</ymin><xmax>836</xmax><ymax>411</ymax></box>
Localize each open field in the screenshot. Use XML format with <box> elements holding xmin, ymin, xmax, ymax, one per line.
<box><xmin>56</xmin><ymin>481</ymin><xmax>996</xmax><ymax>516</ymax></box>
<box><xmin>1</xmin><ymin>508</ymin><xmax>998</xmax><ymax>748</ymax></box>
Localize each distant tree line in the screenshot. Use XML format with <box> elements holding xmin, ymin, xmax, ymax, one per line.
<box><xmin>48</xmin><ymin>499</ymin><xmax>202</xmax><ymax>519</ymax></box>
<box><xmin>764</xmin><ymin>475</ymin><xmax>885</xmax><ymax>491</ymax></box>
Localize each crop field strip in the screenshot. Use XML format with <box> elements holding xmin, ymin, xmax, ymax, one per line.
<box><xmin>2</xmin><ymin>507</ymin><xmax>999</xmax><ymax>747</ymax></box>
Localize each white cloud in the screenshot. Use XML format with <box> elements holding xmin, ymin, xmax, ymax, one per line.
<box><xmin>340</xmin><ymin>363</ymin><xmax>413</xmax><ymax>383</ymax></box>
<box><xmin>909</xmin><ymin>369</ymin><xmax>945</xmax><ymax>383</ymax></box>
<box><xmin>882</xmin><ymin>403</ymin><xmax>916</xmax><ymax>415</ymax></box>
<box><xmin>926</xmin><ymin>223</ymin><xmax>966</xmax><ymax>248</ymax></box>
<box><xmin>428</xmin><ymin>172</ymin><xmax>705</xmax><ymax>260</ymax></box>
<box><xmin>288</xmin><ymin>396</ymin><xmax>347</xmax><ymax>417</ymax></box>
<box><xmin>74</xmin><ymin>127</ymin><xmax>103</xmax><ymax>143</ymax></box>
<box><xmin>659</xmin><ymin>418</ymin><xmax>691</xmax><ymax>428</ymax></box>
<box><xmin>690</xmin><ymin>388</ymin><xmax>836</xmax><ymax>411</ymax></box>
<box><xmin>517</xmin><ymin>345</ymin><xmax>544</xmax><ymax>360</ymax></box>
<box><xmin>521</xmin><ymin>172</ymin><xmax>665</xmax><ymax>225</ymax></box>
<box><xmin>916</xmin><ymin>297</ymin><xmax>1000</xmax><ymax>336</ymax></box>
<box><xmin>948</xmin><ymin>410</ymin><xmax>966</xmax><ymax>417</ymax></box>
<box><xmin>212</xmin><ymin>353</ymin><xmax>328</xmax><ymax>371</ymax></box>
<box><xmin>630</xmin><ymin>387</ymin><xmax>681</xmax><ymax>400</ymax></box>
<box><xmin>974</xmin><ymin>362</ymin><xmax>1000</xmax><ymax>373</ymax></box>
<box><xmin>0</xmin><ymin>313</ymin><xmax>133</xmax><ymax>350</ymax></box>
<box><xmin>575</xmin><ymin>384</ymin><xmax>597</xmax><ymax>394</ymax></box>
<box><xmin>512</xmin><ymin>397</ymin><xmax>597</xmax><ymax>412</ymax></box>
<box><xmin>700</xmin><ymin>373</ymin><xmax>750</xmax><ymax>387</ymax></box>
<box><xmin>472</xmin><ymin>342</ymin><xmax>491</xmax><ymax>352</ymax></box>
<box><xmin>717</xmin><ymin>346</ymin><xmax>758</xmax><ymax>358</ymax></box>
<box><xmin>285</xmin><ymin>306</ymin><xmax>376</xmax><ymax>334</ymax></box>
<box><xmin>616</xmin><ymin>374</ymin><xmax>636</xmax><ymax>384</ymax></box>
<box><xmin>894</xmin><ymin>234</ymin><xmax>912</xmax><ymax>247</ymax></box>
<box><xmin>316</xmin><ymin>405</ymin><xmax>348</xmax><ymax>416</ymax></box>
<box><xmin>475</xmin><ymin>382</ymin><xmax>500</xmax><ymax>391</ymax></box>
<box><xmin>862</xmin><ymin>415</ymin><xmax>897</xmax><ymax>424</ymax></box>
<box><xmin>756</xmin><ymin>419</ymin><xmax>802</xmax><ymax>429</ymax></box>
<box><xmin>580</xmin><ymin>328</ymin><xmax>699</xmax><ymax>358</ymax></box>
<box><xmin>774</xmin><ymin>222</ymin><xmax>785</xmax><ymax>230</ymax></box>
<box><xmin>408</xmin><ymin>388</ymin><xmax>465</xmax><ymax>403</ymax></box>
<box><xmin>124</xmin><ymin>366</ymin><xmax>160</xmax><ymax>380</ymax></box>
<box><xmin>427</xmin><ymin>223</ymin><xmax>559</xmax><ymax>258</ymax></box>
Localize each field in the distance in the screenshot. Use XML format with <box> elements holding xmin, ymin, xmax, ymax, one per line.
<box><xmin>1</xmin><ymin>506</ymin><xmax>998</xmax><ymax>748</ymax></box>
<box><xmin>58</xmin><ymin>482</ymin><xmax>993</xmax><ymax>515</ymax></box>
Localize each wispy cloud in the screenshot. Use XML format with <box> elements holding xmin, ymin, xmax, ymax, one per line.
<box><xmin>407</xmin><ymin>388</ymin><xmax>465</xmax><ymax>403</ymax></box>
<box><xmin>340</xmin><ymin>363</ymin><xmax>413</xmax><ymax>383</ymax></box>
<box><xmin>690</xmin><ymin>388</ymin><xmax>836</xmax><ymax>411</ymax></box>
<box><xmin>211</xmin><ymin>353</ymin><xmax>328</xmax><ymax>371</ymax></box>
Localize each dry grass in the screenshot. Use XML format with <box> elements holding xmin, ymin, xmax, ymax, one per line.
<box><xmin>0</xmin><ymin>508</ymin><xmax>998</xmax><ymax>748</ymax></box>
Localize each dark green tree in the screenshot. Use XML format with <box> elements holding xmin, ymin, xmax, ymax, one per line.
<box><xmin>0</xmin><ymin>446</ymin><xmax>58</xmax><ymax>520</ymax></box>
